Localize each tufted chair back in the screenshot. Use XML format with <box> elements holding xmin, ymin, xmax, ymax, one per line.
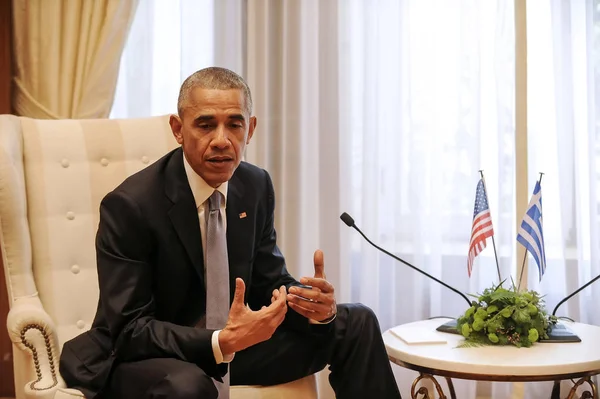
<box><xmin>8</xmin><ymin>115</ymin><xmax>176</xmax><ymax>346</ymax></box>
<box><xmin>1</xmin><ymin>114</ymin><xmax>177</xmax><ymax>398</ymax></box>
<box><xmin>0</xmin><ymin>115</ymin><xmax>318</xmax><ymax>399</ymax></box>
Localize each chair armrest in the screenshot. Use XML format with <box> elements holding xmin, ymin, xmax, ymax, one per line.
<box><xmin>6</xmin><ymin>296</ymin><xmax>66</xmax><ymax>399</ymax></box>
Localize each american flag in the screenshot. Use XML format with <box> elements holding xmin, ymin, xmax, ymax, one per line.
<box><xmin>517</xmin><ymin>181</ymin><xmax>546</xmax><ymax>280</ymax></box>
<box><xmin>467</xmin><ymin>179</ymin><xmax>495</xmax><ymax>276</ymax></box>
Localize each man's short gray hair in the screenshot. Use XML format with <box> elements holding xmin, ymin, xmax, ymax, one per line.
<box><xmin>177</xmin><ymin>67</ymin><xmax>253</xmax><ymax>117</ymax></box>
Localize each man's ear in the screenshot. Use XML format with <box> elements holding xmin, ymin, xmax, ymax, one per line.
<box><xmin>169</xmin><ymin>114</ymin><xmax>184</xmax><ymax>145</ymax></box>
<box><xmin>246</xmin><ymin>116</ymin><xmax>257</xmax><ymax>144</ymax></box>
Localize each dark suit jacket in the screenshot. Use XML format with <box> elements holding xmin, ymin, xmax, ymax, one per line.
<box><xmin>59</xmin><ymin>147</ymin><xmax>316</xmax><ymax>398</ymax></box>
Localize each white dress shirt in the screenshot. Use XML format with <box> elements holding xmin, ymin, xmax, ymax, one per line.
<box><xmin>183</xmin><ymin>153</ymin><xmax>233</xmax><ymax>364</ymax></box>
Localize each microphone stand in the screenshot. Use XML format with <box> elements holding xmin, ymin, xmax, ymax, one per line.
<box><xmin>553</xmin><ymin>273</ymin><xmax>600</xmax><ymax>316</ymax></box>
<box><xmin>340</xmin><ymin>213</ymin><xmax>471</xmax><ymax>307</ymax></box>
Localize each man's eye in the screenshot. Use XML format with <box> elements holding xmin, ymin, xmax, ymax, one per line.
<box><xmin>198</xmin><ymin>124</ymin><xmax>212</xmax><ymax>129</ymax></box>
<box><xmin>230</xmin><ymin>124</ymin><xmax>243</xmax><ymax>129</ymax></box>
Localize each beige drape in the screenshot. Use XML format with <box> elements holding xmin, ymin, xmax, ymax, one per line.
<box><xmin>12</xmin><ymin>0</ymin><xmax>138</xmax><ymax>119</ymax></box>
<box><xmin>246</xmin><ymin>0</ymin><xmax>346</xmax><ymax>296</ymax></box>
<box><xmin>245</xmin><ymin>3</ymin><xmax>342</xmax><ymax>398</ymax></box>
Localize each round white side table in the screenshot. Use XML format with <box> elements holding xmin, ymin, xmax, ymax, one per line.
<box><xmin>383</xmin><ymin>318</ymin><xmax>600</xmax><ymax>399</ymax></box>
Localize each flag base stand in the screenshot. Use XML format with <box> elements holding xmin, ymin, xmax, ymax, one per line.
<box><xmin>435</xmin><ymin>319</ymin><xmax>581</xmax><ymax>343</ymax></box>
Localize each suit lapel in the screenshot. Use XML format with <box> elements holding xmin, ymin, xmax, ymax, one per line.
<box><xmin>165</xmin><ymin>148</ymin><xmax>205</xmax><ymax>283</ymax></box>
<box><xmin>226</xmin><ymin>173</ymin><xmax>249</xmax><ymax>302</ymax></box>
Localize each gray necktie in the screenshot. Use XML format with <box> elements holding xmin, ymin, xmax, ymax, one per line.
<box><xmin>205</xmin><ymin>190</ymin><xmax>230</xmax><ymax>398</ymax></box>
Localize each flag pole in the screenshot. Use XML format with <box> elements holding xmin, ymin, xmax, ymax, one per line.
<box><xmin>479</xmin><ymin>170</ymin><xmax>502</xmax><ymax>282</ymax></box>
<box><xmin>517</xmin><ymin>172</ymin><xmax>544</xmax><ymax>291</ymax></box>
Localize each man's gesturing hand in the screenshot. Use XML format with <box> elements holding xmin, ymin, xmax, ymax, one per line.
<box><xmin>286</xmin><ymin>249</ymin><xmax>337</xmax><ymax>322</ymax></box>
<box><xmin>219</xmin><ymin>278</ymin><xmax>287</xmax><ymax>356</ymax></box>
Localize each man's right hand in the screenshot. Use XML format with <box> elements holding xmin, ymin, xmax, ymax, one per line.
<box><xmin>218</xmin><ymin>278</ymin><xmax>287</xmax><ymax>355</ymax></box>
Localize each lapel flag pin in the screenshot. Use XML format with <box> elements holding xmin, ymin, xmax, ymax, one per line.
<box><xmin>239</xmin><ymin>212</ymin><xmax>247</xmax><ymax>219</ymax></box>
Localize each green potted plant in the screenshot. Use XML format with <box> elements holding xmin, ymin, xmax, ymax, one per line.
<box><xmin>456</xmin><ymin>281</ymin><xmax>557</xmax><ymax>347</ymax></box>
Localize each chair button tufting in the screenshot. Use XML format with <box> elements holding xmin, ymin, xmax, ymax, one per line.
<box><xmin>100</xmin><ymin>157</ymin><xmax>109</xmax><ymax>166</ymax></box>
<box><xmin>71</xmin><ymin>264</ymin><xmax>80</xmax><ymax>274</ymax></box>
<box><xmin>61</xmin><ymin>159</ymin><xmax>70</xmax><ymax>168</ymax></box>
<box><xmin>66</xmin><ymin>211</ymin><xmax>75</xmax><ymax>220</ymax></box>
<box><xmin>142</xmin><ymin>156</ymin><xmax>149</xmax><ymax>164</ymax></box>
<box><xmin>76</xmin><ymin>320</ymin><xmax>85</xmax><ymax>329</ymax></box>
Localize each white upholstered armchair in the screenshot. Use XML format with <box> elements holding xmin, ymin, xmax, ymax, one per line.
<box><xmin>0</xmin><ymin>115</ymin><xmax>317</xmax><ymax>399</ymax></box>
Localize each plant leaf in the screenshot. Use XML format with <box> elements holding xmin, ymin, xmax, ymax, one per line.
<box><xmin>489</xmin><ymin>290</ymin><xmax>517</xmax><ymax>304</ymax></box>
<box><xmin>456</xmin><ymin>340</ymin><xmax>490</xmax><ymax>349</ymax></box>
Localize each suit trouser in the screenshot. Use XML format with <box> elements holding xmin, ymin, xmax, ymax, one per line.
<box><xmin>100</xmin><ymin>303</ymin><xmax>402</xmax><ymax>399</ymax></box>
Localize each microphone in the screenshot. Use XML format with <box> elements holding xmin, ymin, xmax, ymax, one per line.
<box><xmin>340</xmin><ymin>212</ymin><xmax>471</xmax><ymax>307</ymax></box>
<box><xmin>552</xmin><ymin>274</ymin><xmax>600</xmax><ymax>316</ymax></box>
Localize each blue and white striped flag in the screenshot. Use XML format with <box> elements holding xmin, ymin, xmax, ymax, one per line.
<box><xmin>517</xmin><ymin>181</ymin><xmax>546</xmax><ymax>280</ymax></box>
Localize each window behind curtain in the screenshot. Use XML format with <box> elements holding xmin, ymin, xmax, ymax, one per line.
<box><xmin>110</xmin><ymin>0</ymin><xmax>245</xmax><ymax>119</ymax></box>
<box><xmin>339</xmin><ymin>0</ymin><xmax>516</xmax><ymax>323</ymax></box>
<box><xmin>526</xmin><ymin>0</ymin><xmax>600</xmax><ymax>327</ymax></box>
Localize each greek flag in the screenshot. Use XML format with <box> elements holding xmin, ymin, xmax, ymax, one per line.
<box><xmin>517</xmin><ymin>181</ymin><xmax>546</xmax><ymax>280</ymax></box>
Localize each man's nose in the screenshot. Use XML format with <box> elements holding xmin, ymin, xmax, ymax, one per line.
<box><xmin>211</xmin><ymin>126</ymin><xmax>230</xmax><ymax>148</ymax></box>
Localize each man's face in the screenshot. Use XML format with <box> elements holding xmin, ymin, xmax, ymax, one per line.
<box><xmin>170</xmin><ymin>88</ymin><xmax>256</xmax><ymax>188</ymax></box>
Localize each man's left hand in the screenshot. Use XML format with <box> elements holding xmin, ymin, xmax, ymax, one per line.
<box><xmin>285</xmin><ymin>249</ymin><xmax>337</xmax><ymax>322</ymax></box>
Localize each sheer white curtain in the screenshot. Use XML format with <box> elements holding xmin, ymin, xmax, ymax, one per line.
<box><xmin>527</xmin><ymin>0</ymin><xmax>600</xmax><ymax>396</ymax></box>
<box><xmin>338</xmin><ymin>1</ymin><xmax>516</xmax><ymax>397</ymax></box>
<box><xmin>110</xmin><ymin>0</ymin><xmax>244</xmax><ymax>119</ymax></box>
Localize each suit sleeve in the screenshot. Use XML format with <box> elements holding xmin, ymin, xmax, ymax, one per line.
<box><xmin>96</xmin><ymin>189</ymin><xmax>223</xmax><ymax>378</ymax></box>
<box><xmin>249</xmin><ymin>171</ymin><xmax>332</xmax><ymax>334</ymax></box>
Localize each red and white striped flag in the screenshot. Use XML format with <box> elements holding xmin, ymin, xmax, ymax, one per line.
<box><xmin>467</xmin><ymin>179</ymin><xmax>495</xmax><ymax>276</ymax></box>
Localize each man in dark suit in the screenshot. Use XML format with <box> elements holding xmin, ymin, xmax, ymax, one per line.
<box><xmin>59</xmin><ymin>67</ymin><xmax>401</xmax><ymax>399</ymax></box>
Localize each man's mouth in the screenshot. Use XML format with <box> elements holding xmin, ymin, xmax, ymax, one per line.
<box><xmin>207</xmin><ymin>156</ymin><xmax>233</xmax><ymax>164</ymax></box>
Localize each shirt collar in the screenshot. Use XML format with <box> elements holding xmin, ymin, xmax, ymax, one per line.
<box><xmin>182</xmin><ymin>151</ymin><xmax>228</xmax><ymax>209</ymax></box>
